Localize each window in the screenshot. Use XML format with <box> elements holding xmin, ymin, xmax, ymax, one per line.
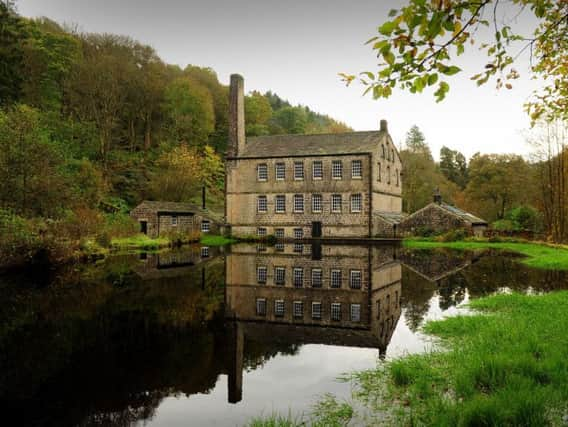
<box><xmin>201</xmin><ymin>247</ymin><xmax>209</xmax><ymax>258</ymax></box>
<box><xmin>257</xmin><ymin>227</ymin><xmax>267</xmax><ymax>237</ymax></box>
<box><xmin>387</xmin><ymin>166</ymin><xmax>391</xmax><ymax>184</ymax></box>
<box><xmin>396</xmin><ymin>169</ymin><xmax>400</xmax><ymax>186</ymax></box>
<box><xmin>275</xmin><ymin>242</ymin><xmax>285</xmax><ymax>252</ymax></box>
<box><xmin>294</xmin><ymin>162</ymin><xmax>304</xmax><ymax>180</ymax></box>
<box><xmin>293</xmin><ymin>267</ymin><xmax>304</xmax><ymax>288</ymax></box>
<box><xmin>293</xmin><ymin>243</ymin><xmax>304</xmax><ymax>253</ymax></box>
<box><xmin>256</xmin><ymin>298</ymin><xmax>267</xmax><ymax>316</ymax></box>
<box><xmin>312</xmin><ymin>302</ymin><xmax>322</xmax><ymax>319</ymax></box>
<box><xmin>350</xmin><ymin>304</ymin><xmax>361</xmax><ymax>322</ymax></box>
<box><xmin>312</xmin><ymin>161</ymin><xmax>323</xmax><ymax>179</ymax></box>
<box><xmin>257</xmin><ymin>163</ymin><xmax>268</xmax><ymax>181</ymax></box>
<box><xmin>275</xmin><ymin>300</ymin><xmax>285</xmax><ymax>317</ymax></box>
<box><xmin>331</xmin><ymin>303</ymin><xmax>342</xmax><ymax>321</ymax></box>
<box><xmin>312</xmin><ymin>194</ymin><xmax>322</xmax><ymax>213</ymax></box>
<box><xmin>293</xmin><ymin>194</ymin><xmax>304</xmax><ymax>213</ymax></box>
<box><xmin>257</xmin><ymin>195</ymin><xmax>268</xmax><ymax>213</ymax></box>
<box><xmin>275</xmin><ymin>162</ymin><xmax>285</xmax><ymax>180</ymax></box>
<box><xmin>171</xmin><ymin>216</ymin><xmax>178</xmax><ymax>226</ymax></box>
<box><xmin>257</xmin><ymin>244</ymin><xmax>267</xmax><ymax>252</ymax></box>
<box><xmin>275</xmin><ymin>195</ymin><xmax>286</xmax><ymax>213</ymax></box>
<box><xmin>257</xmin><ymin>266</ymin><xmax>267</xmax><ymax>284</ymax></box>
<box><xmin>275</xmin><ymin>228</ymin><xmax>285</xmax><ymax>238</ymax></box>
<box><xmin>377</xmin><ymin>162</ymin><xmax>382</xmax><ymax>182</ymax></box>
<box><xmin>351</xmin><ymin>194</ymin><xmax>362</xmax><ymax>213</ymax></box>
<box><xmin>331</xmin><ymin>269</ymin><xmax>342</xmax><ymax>288</ymax></box>
<box><xmin>351</xmin><ymin>160</ymin><xmax>362</xmax><ymax>178</ymax></box>
<box><xmin>293</xmin><ymin>301</ymin><xmax>303</xmax><ymax>318</ymax></box>
<box><xmin>331</xmin><ymin>194</ymin><xmax>342</xmax><ymax>213</ymax></box>
<box><xmin>201</xmin><ymin>220</ymin><xmax>210</xmax><ymax>232</ymax></box>
<box><xmin>350</xmin><ymin>270</ymin><xmax>362</xmax><ymax>289</ymax></box>
<box><xmin>275</xmin><ymin>267</ymin><xmax>286</xmax><ymax>285</ymax></box>
<box><xmin>332</xmin><ymin>160</ymin><xmax>343</xmax><ymax>179</ymax></box>
<box><xmin>294</xmin><ymin>228</ymin><xmax>304</xmax><ymax>239</ymax></box>
<box><xmin>381</xmin><ymin>145</ymin><xmax>385</xmax><ymax>158</ymax></box>
<box><xmin>311</xmin><ymin>268</ymin><xmax>322</xmax><ymax>288</ymax></box>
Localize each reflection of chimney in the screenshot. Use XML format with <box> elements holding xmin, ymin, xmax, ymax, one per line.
<box><xmin>228</xmin><ymin>322</ymin><xmax>243</xmax><ymax>404</ymax></box>
<box><xmin>380</xmin><ymin>119</ymin><xmax>388</xmax><ymax>132</ymax></box>
<box><xmin>433</xmin><ymin>187</ymin><xmax>442</xmax><ymax>204</ymax></box>
<box><xmin>228</xmin><ymin>74</ymin><xmax>245</xmax><ymax>157</ymax></box>
<box><xmin>202</xmin><ymin>186</ymin><xmax>206</xmax><ymax>210</ymax></box>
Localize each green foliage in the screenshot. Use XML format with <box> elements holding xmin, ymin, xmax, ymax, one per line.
<box><xmin>200</xmin><ymin>235</ymin><xmax>236</xmax><ymax>246</ymax></box>
<box><xmin>435</xmin><ymin>228</ymin><xmax>468</xmax><ymax>242</ymax></box>
<box><xmin>111</xmin><ymin>235</ymin><xmax>169</xmax><ymax>250</ymax></box>
<box><xmin>439</xmin><ymin>146</ymin><xmax>468</xmax><ymax>189</ymax></box>
<box><xmin>0</xmin><ymin>3</ymin><xmax>27</xmax><ymax>105</ymax></box>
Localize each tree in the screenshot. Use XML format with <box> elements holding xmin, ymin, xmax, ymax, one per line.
<box><xmin>270</xmin><ymin>106</ymin><xmax>308</xmax><ymax>134</ymax></box>
<box><xmin>440</xmin><ymin>146</ymin><xmax>468</xmax><ymax>189</ymax></box>
<box><xmin>342</xmin><ymin>1</ymin><xmax>568</xmax><ymax>123</ymax></box>
<box><xmin>0</xmin><ymin>3</ymin><xmax>27</xmax><ymax>105</ymax></box>
<box><xmin>245</xmin><ymin>91</ymin><xmax>273</xmax><ymax>136</ymax></box>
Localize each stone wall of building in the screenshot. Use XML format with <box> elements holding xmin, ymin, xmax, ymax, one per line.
<box><xmin>130</xmin><ymin>205</ymin><xmax>159</xmax><ymax>238</ymax></box>
<box><xmin>399</xmin><ymin>204</ymin><xmax>470</xmax><ymax>236</ymax></box>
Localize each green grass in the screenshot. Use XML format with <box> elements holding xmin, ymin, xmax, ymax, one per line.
<box><xmin>111</xmin><ymin>234</ymin><xmax>170</xmax><ymax>250</ymax></box>
<box><xmin>404</xmin><ymin>238</ymin><xmax>568</xmax><ymax>270</ymax></box>
<box><xmin>199</xmin><ymin>234</ymin><xmax>237</xmax><ymax>246</ymax></box>
<box><xmin>347</xmin><ymin>291</ymin><xmax>568</xmax><ymax>426</ymax></box>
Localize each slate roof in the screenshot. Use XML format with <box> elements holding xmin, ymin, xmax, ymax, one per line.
<box><xmin>438</xmin><ymin>202</ymin><xmax>487</xmax><ymax>225</ymax></box>
<box><xmin>374</xmin><ymin>211</ymin><xmax>408</xmax><ymax>225</ymax></box>
<box><xmin>134</xmin><ymin>201</ymin><xmax>223</xmax><ymax>223</ymax></box>
<box><xmin>237</xmin><ymin>130</ymin><xmax>386</xmax><ymax>158</ymax></box>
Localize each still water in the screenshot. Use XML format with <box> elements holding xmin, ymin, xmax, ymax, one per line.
<box><xmin>1</xmin><ymin>243</ymin><xmax>567</xmax><ymax>426</ymax></box>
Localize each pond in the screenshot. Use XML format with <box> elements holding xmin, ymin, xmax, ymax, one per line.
<box><xmin>1</xmin><ymin>243</ymin><xmax>567</xmax><ymax>426</ymax></box>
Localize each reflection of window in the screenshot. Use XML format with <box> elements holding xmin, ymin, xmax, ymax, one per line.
<box><xmin>332</xmin><ymin>160</ymin><xmax>343</xmax><ymax>179</ymax></box>
<box><xmin>275</xmin><ymin>299</ymin><xmax>285</xmax><ymax>317</ymax></box>
<box><xmin>294</xmin><ymin>162</ymin><xmax>304</xmax><ymax>180</ymax></box>
<box><xmin>293</xmin><ymin>301</ymin><xmax>303</xmax><ymax>318</ymax></box>
<box><xmin>312</xmin><ymin>302</ymin><xmax>322</xmax><ymax>319</ymax></box>
<box><xmin>350</xmin><ymin>304</ymin><xmax>361</xmax><ymax>322</ymax></box>
<box><xmin>257</xmin><ymin>227</ymin><xmax>267</xmax><ymax>237</ymax></box>
<box><xmin>171</xmin><ymin>216</ymin><xmax>178</xmax><ymax>226</ymax></box>
<box><xmin>294</xmin><ymin>228</ymin><xmax>304</xmax><ymax>239</ymax></box>
<box><xmin>331</xmin><ymin>303</ymin><xmax>341</xmax><ymax>321</ymax></box>
<box><xmin>275</xmin><ymin>242</ymin><xmax>285</xmax><ymax>251</ymax></box>
<box><xmin>257</xmin><ymin>163</ymin><xmax>268</xmax><ymax>181</ymax></box>
<box><xmin>351</xmin><ymin>194</ymin><xmax>362</xmax><ymax>213</ymax></box>
<box><xmin>256</xmin><ymin>298</ymin><xmax>266</xmax><ymax>316</ymax></box>
<box><xmin>257</xmin><ymin>266</ymin><xmax>267</xmax><ymax>284</ymax></box>
<box><xmin>312</xmin><ymin>161</ymin><xmax>323</xmax><ymax>179</ymax></box>
<box><xmin>293</xmin><ymin>243</ymin><xmax>303</xmax><ymax>253</ymax></box>
<box><xmin>201</xmin><ymin>220</ymin><xmax>210</xmax><ymax>232</ymax></box>
<box><xmin>275</xmin><ymin>228</ymin><xmax>285</xmax><ymax>238</ymax></box>
<box><xmin>293</xmin><ymin>267</ymin><xmax>304</xmax><ymax>288</ymax></box>
<box><xmin>293</xmin><ymin>194</ymin><xmax>304</xmax><ymax>213</ymax></box>
<box><xmin>257</xmin><ymin>195</ymin><xmax>268</xmax><ymax>213</ymax></box>
<box><xmin>351</xmin><ymin>160</ymin><xmax>362</xmax><ymax>178</ymax></box>
<box><xmin>312</xmin><ymin>194</ymin><xmax>322</xmax><ymax>213</ymax></box>
<box><xmin>201</xmin><ymin>247</ymin><xmax>209</xmax><ymax>258</ymax></box>
<box><xmin>350</xmin><ymin>270</ymin><xmax>362</xmax><ymax>289</ymax></box>
<box><xmin>331</xmin><ymin>269</ymin><xmax>342</xmax><ymax>288</ymax></box>
<box><xmin>275</xmin><ymin>267</ymin><xmax>286</xmax><ymax>285</ymax></box>
<box><xmin>275</xmin><ymin>162</ymin><xmax>285</xmax><ymax>180</ymax></box>
<box><xmin>311</xmin><ymin>268</ymin><xmax>322</xmax><ymax>288</ymax></box>
<box><xmin>331</xmin><ymin>194</ymin><xmax>342</xmax><ymax>213</ymax></box>
<box><xmin>256</xmin><ymin>244</ymin><xmax>266</xmax><ymax>252</ymax></box>
<box><xmin>275</xmin><ymin>195</ymin><xmax>286</xmax><ymax>213</ymax></box>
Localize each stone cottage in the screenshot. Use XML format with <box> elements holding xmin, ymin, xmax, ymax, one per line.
<box><xmin>399</xmin><ymin>191</ymin><xmax>488</xmax><ymax>237</ymax></box>
<box><xmin>130</xmin><ymin>200</ymin><xmax>222</xmax><ymax>238</ymax></box>
<box><xmin>225</xmin><ymin>74</ymin><xmax>403</xmax><ymax>239</ymax></box>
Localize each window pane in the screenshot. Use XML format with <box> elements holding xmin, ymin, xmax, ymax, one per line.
<box><xmin>275</xmin><ymin>163</ymin><xmax>286</xmax><ymax>180</ymax></box>
<box><xmin>294</xmin><ymin>162</ymin><xmax>304</xmax><ymax>179</ymax></box>
<box><xmin>311</xmin><ymin>268</ymin><xmax>322</xmax><ymax>288</ymax></box>
<box><xmin>275</xmin><ymin>300</ymin><xmax>285</xmax><ymax>317</ymax></box>
<box><xmin>257</xmin><ymin>227</ymin><xmax>267</xmax><ymax>236</ymax></box>
<box><xmin>331</xmin><ymin>194</ymin><xmax>342</xmax><ymax>213</ymax></box>
<box><xmin>351</xmin><ymin>194</ymin><xmax>362</xmax><ymax>212</ymax></box>
<box><xmin>257</xmin><ymin>266</ymin><xmax>267</xmax><ymax>284</ymax></box>
<box><xmin>331</xmin><ymin>303</ymin><xmax>341</xmax><ymax>320</ymax></box>
<box><xmin>256</xmin><ymin>298</ymin><xmax>267</xmax><ymax>316</ymax></box>
<box><xmin>293</xmin><ymin>195</ymin><xmax>304</xmax><ymax>212</ymax></box>
<box><xmin>312</xmin><ymin>194</ymin><xmax>322</xmax><ymax>213</ymax></box>
<box><xmin>293</xmin><ymin>228</ymin><xmax>304</xmax><ymax>239</ymax></box>
<box><xmin>350</xmin><ymin>270</ymin><xmax>362</xmax><ymax>289</ymax></box>
<box><xmin>293</xmin><ymin>301</ymin><xmax>303</xmax><ymax>318</ymax></box>
<box><xmin>275</xmin><ymin>267</ymin><xmax>286</xmax><ymax>285</ymax></box>
<box><xmin>257</xmin><ymin>195</ymin><xmax>268</xmax><ymax>213</ymax></box>
<box><xmin>331</xmin><ymin>269</ymin><xmax>342</xmax><ymax>288</ymax></box>
<box><xmin>332</xmin><ymin>160</ymin><xmax>343</xmax><ymax>178</ymax></box>
<box><xmin>275</xmin><ymin>195</ymin><xmax>286</xmax><ymax>213</ymax></box>
<box><xmin>257</xmin><ymin>164</ymin><xmax>268</xmax><ymax>181</ymax></box>
<box><xmin>275</xmin><ymin>228</ymin><xmax>285</xmax><ymax>238</ymax></box>
<box><xmin>312</xmin><ymin>302</ymin><xmax>322</xmax><ymax>319</ymax></box>
<box><xmin>312</xmin><ymin>161</ymin><xmax>323</xmax><ymax>179</ymax></box>
<box><xmin>293</xmin><ymin>268</ymin><xmax>304</xmax><ymax>288</ymax></box>
<box><xmin>352</xmin><ymin>160</ymin><xmax>362</xmax><ymax>178</ymax></box>
<box><xmin>350</xmin><ymin>304</ymin><xmax>361</xmax><ymax>322</ymax></box>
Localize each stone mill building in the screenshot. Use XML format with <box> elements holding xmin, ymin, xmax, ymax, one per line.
<box><xmin>225</xmin><ymin>74</ymin><xmax>404</xmax><ymax>239</ymax></box>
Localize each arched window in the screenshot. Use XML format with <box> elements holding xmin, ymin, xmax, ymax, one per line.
<box><xmin>386</xmin><ymin>165</ymin><xmax>391</xmax><ymax>184</ymax></box>
<box><xmin>381</xmin><ymin>145</ymin><xmax>385</xmax><ymax>158</ymax></box>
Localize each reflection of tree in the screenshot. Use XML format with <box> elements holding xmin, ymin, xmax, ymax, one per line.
<box><xmin>243</xmin><ymin>340</ymin><xmax>301</xmax><ymax>371</ymax></box>
<box><xmin>400</xmin><ymin>266</ymin><xmax>437</xmax><ymax>332</ymax></box>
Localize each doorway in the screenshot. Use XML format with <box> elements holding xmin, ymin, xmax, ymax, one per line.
<box><xmin>312</xmin><ymin>221</ymin><xmax>322</xmax><ymax>238</ymax></box>
<box><xmin>140</xmin><ymin>221</ymin><xmax>148</xmax><ymax>235</ymax></box>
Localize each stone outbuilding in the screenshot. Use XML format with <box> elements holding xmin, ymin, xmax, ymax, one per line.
<box><xmin>399</xmin><ymin>192</ymin><xmax>488</xmax><ymax>237</ymax></box>
<box><xmin>130</xmin><ymin>200</ymin><xmax>223</xmax><ymax>238</ymax></box>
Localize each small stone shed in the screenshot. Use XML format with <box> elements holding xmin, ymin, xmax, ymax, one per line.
<box><xmin>399</xmin><ymin>194</ymin><xmax>488</xmax><ymax>237</ymax></box>
<box><xmin>373</xmin><ymin>212</ymin><xmax>408</xmax><ymax>237</ymax></box>
<box><xmin>130</xmin><ymin>201</ymin><xmax>223</xmax><ymax>238</ymax></box>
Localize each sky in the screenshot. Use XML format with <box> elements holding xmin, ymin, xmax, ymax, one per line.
<box><xmin>18</xmin><ymin>0</ymin><xmax>541</xmax><ymax>160</ymax></box>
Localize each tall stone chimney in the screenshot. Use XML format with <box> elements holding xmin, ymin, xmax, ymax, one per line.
<box><xmin>228</xmin><ymin>74</ymin><xmax>245</xmax><ymax>157</ymax></box>
<box><xmin>380</xmin><ymin>119</ymin><xmax>388</xmax><ymax>132</ymax></box>
<box><xmin>433</xmin><ymin>187</ymin><xmax>442</xmax><ymax>204</ymax></box>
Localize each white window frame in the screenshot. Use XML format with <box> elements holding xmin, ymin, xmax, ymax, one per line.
<box><xmin>275</xmin><ymin>228</ymin><xmax>285</xmax><ymax>238</ymax></box>
<box><xmin>201</xmin><ymin>220</ymin><xmax>210</xmax><ymax>232</ymax></box>
<box><xmin>294</xmin><ymin>162</ymin><xmax>304</xmax><ymax>180</ymax></box>
<box><xmin>256</xmin><ymin>298</ymin><xmax>267</xmax><ymax>316</ymax></box>
<box><xmin>293</xmin><ymin>228</ymin><xmax>304</xmax><ymax>239</ymax></box>
<box><xmin>311</xmin><ymin>268</ymin><xmax>322</xmax><ymax>288</ymax></box>
<box><xmin>293</xmin><ymin>243</ymin><xmax>304</xmax><ymax>253</ymax></box>
<box><xmin>293</xmin><ymin>267</ymin><xmax>304</xmax><ymax>288</ymax></box>
<box><xmin>332</xmin><ymin>160</ymin><xmax>343</xmax><ymax>179</ymax></box>
<box><xmin>331</xmin><ymin>303</ymin><xmax>342</xmax><ymax>321</ymax></box>
<box><xmin>275</xmin><ymin>195</ymin><xmax>286</xmax><ymax>213</ymax></box>
<box><xmin>350</xmin><ymin>304</ymin><xmax>361</xmax><ymax>322</ymax></box>
<box><xmin>350</xmin><ymin>270</ymin><xmax>362</xmax><ymax>289</ymax></box>
<box><xmin>257</xmin><ymin>227</ymin><xmax>267</xmax><ymax>237</ymax></box>
<box><xmin>275</xmin><ymin>267</ymin><xmax>286</xmax><ymax>285</ymax></box>
<box><xmin>257</xmin><ymin>163</ymin><xmax>268</xmax><ymax>181</ymax></box>
<box><xmin>312</xmin><ymin>194</ymin><xmax>322</xmax><ymax>213</ymax></box>
<box><xmin>274</xmin><ymin>299</ymin><xmax>285</xmax><ymax>317</ymax></box>
<box><xmin>257</xmin><ymin>195</ymin><xmax>268</xmax><ymax>213</ymax></box>
<box><xmin>351</xmin><ymin>194</ymin><xmax>362</xmax><ymax>213</ymax></box>
<box><xmin>312</xmin><ymin>161</ymin><xmax>323</xmax><ymax>180</ymax></box>
<box><xmin>331</xmin><ymin>194</ymin><xmax>342</xmax><ymax>213</ymax></box>
<box><xmin>331</xmin><ymin>269</ymin><xmax>342</xmax><ymax>288</ymax></box>
<box><xmin>312</xmin><ymin>302</ymin><xmax>322</xmax><ymax>320</ymax></box>
<box><xmin>171</xmin><ymin>216</ymin><xmax>178</xmax><ymax>226</ymax></box>
<box><xmin>275</xmin><ymin>162</ymin><xmax>286</xmax><ymax>180</ymax></box>
<box><xmin>293</xmin><ymin>301</ymin><xmax>303</xmax><ymax>318</ymax></box>
<box><xmin>351</xmin><ymin>160</ymin><xmax>362</xmax><ymax>179</ymax></box>
<box><xmin>293</xmin><ymin>194</ymin><xmax>304</xmax><ymax>213</ymax></box>
<box><xmin>257</xmin><ymin>266</ymin><xmax>267</xmax><ymax>284</ymax></box>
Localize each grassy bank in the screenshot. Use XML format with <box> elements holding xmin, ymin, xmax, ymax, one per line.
<box><xmin>404</xmin><ymin>239</ymin><xmax>568</xmax><ymax>270</ymax></box>
<box><xmin>110</xmin><ymin>235</ymin><xmax>170</xmax><ymax>251</ymax></box>
<box><xmin>200</xmin><ymin>234</ymin><xmax>237</xmax><ymax>246</ymax></box>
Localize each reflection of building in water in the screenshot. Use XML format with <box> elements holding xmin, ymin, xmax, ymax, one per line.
<box><xmin>224</xmin><ymin>243</ymin><xmax>402</xmax><ymax>403</ymax></box>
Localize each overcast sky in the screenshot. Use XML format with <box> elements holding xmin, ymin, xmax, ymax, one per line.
<box><xmin>18</xmin><ymin>0</ymin><xmax>540</xmax><ymax>160</ymax></box>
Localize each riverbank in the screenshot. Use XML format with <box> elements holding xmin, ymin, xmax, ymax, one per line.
<box><xmin>248</xmin><ymin>290</ymin><xmax>568</xmax><ymax>426</ymax></box>
<box><xmin>404</xmin><ymin>238</ymin><xmax>568</xmax><ymax>270</ymax></box>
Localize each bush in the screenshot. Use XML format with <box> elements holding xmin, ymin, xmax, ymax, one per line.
<box><xmin>436</xmin><ymin>228</ymin><xmax>468</xmax><ymax>242</ymax></box>
<box><xmin>102</xmin><ymin>212</ymin><xmax>138</xmax><ymax>238</ymax></box>
<box><xmin>0</xmin><ymin>209</ymin><xmax>38</xmax><ymax>264</ymax></box>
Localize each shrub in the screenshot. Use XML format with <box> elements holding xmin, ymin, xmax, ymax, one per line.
<box><xmin>436</xmin><ymin>228</ymin><xmax>468</xmax><ymax>242</ymax></box>
<box><xmin>415</xmin><ymin>226</ymin><xmax>436</xmax><ymax>237</ymax></box>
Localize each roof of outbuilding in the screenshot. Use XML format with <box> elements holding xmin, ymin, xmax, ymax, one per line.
<box><xmin>236</xmin><ymin>130</ymin><xmax>386</xmax><ymax>158</ymax></box>
<box><xmin>374</xmin><ymin>211</ymin><xmax>409</xmax><ymax>225</ymax></box>
<box><xmin>438</xmin><ymin>202</ymin><xmax>487</xmax><ymax>225</ymax></box>
<box><xmin>133</xmin><ymin>201</ymin><xmax>223</xmax><ymax>223</ymax></box>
